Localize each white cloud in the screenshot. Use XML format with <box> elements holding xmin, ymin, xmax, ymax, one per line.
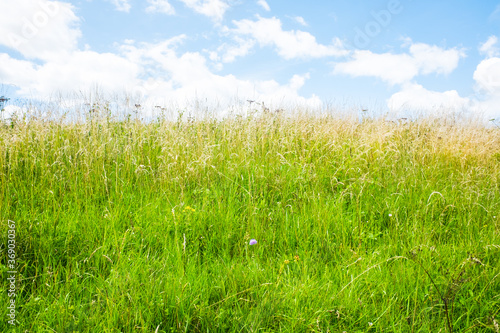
<box><xmin>470</xmin><ymin>96</ymin><xmax>500</xmax><ymax>119</ymax></box>
<box><xmin>180</xmin><ymin>0</ymin><xmax>229</xmax><ymax>22</ymax></box>
<box><xmin>334</xmin><ymin>42</ymin><xmax>465</xmax><ymax>85</ymax></box>
<box><xmin>0</xmin><ymin>53</ymin><xmax>38</xmax><ymax>92</ymax></box>
<box><xmin>0</xmin><ymin>0</ymin><xmax>81</xmax><ymax>60</ymax></box>
<box><xmin>38</xmin><ymin>51</ymin><xmax>140</xmax><ymax>94</ymax></box>
<box><xmin>106</xmin><ymin>0</ymin><xmax>131</xmax><ymax>12</ymax></box>
<box><xmin>145</xmin><ymin>0</ymin><xmax>175</xmax><ymax>15</ymax></box>
<box><xmin>209</xmin><ymin>37</ymin><xmax>256</xmax><ymax>63</ymax></box>
<box><xmin>289</xmin><ymin>73</ymin><xmax>309</xmax><ymax>91</ymax></box>
<box><xmin>119</xmin><ymin>39</ymin><xmax>320</xmax><ymax>108</ymax></box>
<box><xmin>222</xmin><ymin>39</ymin><xmax>255</xmax><ymax>62</ymax></box>
<box><xmin>231</xmin><ymin>16</ymin><xmax>348</xmax><ymax>59</ymax></box>
<box><xmin>409</xmin><ymin>43</ymin><xmax>465</xmax><ymax>75</ymax></box>
<box><xmin>0</xmin><ymin>51</ymin><xmax>140</xmax><ymax>97</ymax></box>
<box><xmin>472</xmin><ymin>53</ymin><xmax>500</xmax><ymax>119</ymax></box>
<box><xmin>257</xmin><ymin>0</ymin><xmax>270</xmax><ymax>11</ymax></box>
<box><xmin>473</xmin><ymin>57</ymin><xmax>500</xmax><ymax>95</ymax></box>
<box><xmin>293</xmin><ymin>16</ymin><xmax>308</xmax><ymax>27</ymax></box>
<box><xmin>334</xmin><ymin>39</ymin><xmax>500</xmax><ymax>118</ymax></box>
<box><xmin>387</xmin><ymin>83</ymin><xmax>470</xmax><ymax>113</ymax></box>
<box><xmin>0</xmin><ymin>31</ymin><xmax>321</xmax><ymax>111</ymax></box>
<box><xmin>387</xmin><ymin>56</ymin><xmax>500</xmax><ymax>120</ymax></box>
<box><xmin>479</xmin><ymin>36</ymin><xmax>499</xmax><ymax>58</ymax></box>
<box><xmin>335</xmin><ymin>51</ymin><xmax>416</xmax><ymax>85</ymax></box>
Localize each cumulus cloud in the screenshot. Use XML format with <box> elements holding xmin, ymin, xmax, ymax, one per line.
<box><xmin>230</xmin><ymin>16</ymin><xmax>348</xmax><ymax>59</ymax></box>
<box><xmin>119</xmin><ymin>39</ymin><xmax>321</xmax><ymax>108</ymax></box>
<box><xmin>180</xmin><ymin>0</ymin><xmax>229</xmax><ymax>22</ymax></box>
<box><xmin>257</xmin><ymin>0</ymin><xmax>270</xmax><ymax>11</ymax></box>
<box><xmin>387</xmin><ymin>54</ymin><xmax>500</xmax><ymax>119</ymax></box>
<box><xmin>334</xmin><ymin>42</ymin><xmax>465</xmax><ymax>85</ymax></box>
<box><xmin>409</xmin><ymin>43</ymin><xmax>465</xmax><ymax>75</ymax></box>
<box><xmin>334</xmin><ymin>38</ymin><xmax>500</xmax><ymax>119</ymax></box>
<box><xmin>106</xmin><ymin>0</ymin><xmax>131</xmax><ymax>12</ymax></box>
<box><xmin>289</xmin><ymin>73</ymin><xmax>309</xmax><ymax>91</ymax></box>
<box><xmin>473</xmin><ymin>41</ymin><xmax>500</xmax><ymax>119</ymax></box>
<box><xmin>479</xmin><ymin>36</ymin><xmax>499</xmax><ymax>58</ymax></box>
<box><xmin>145</xmin><ymin>0</ymin><xmax>175</xmax><ymax>15</ymax></box>
<box><xmin>0</xmin><ymin>54</ymin><xmax>38</xmax><ymax>92</ymax></box>
<box><xmin>470</xmin><ymin>96</ymin><xmax>500</xmax><ymax>119</ymax></box>
<box><xmin>387</xmin><ymin>83</ymin><xmax>470</xmax><ymax>113</ymax></box>
<box><xmin>0</xmin><ymin>0</ymin><xmax>136</xmax><ymax>96</ymax></box>
<box><xmin>0</xmin><ymin>51</ymin><xmax>140</xmax><ymax>97</ymax></box>
<box><xmin>0</xmin><ymin>0</ymin><xmax>81</xmax><ymax>60</ymax></box>
<box><xmin>0</xmin><ymin>26</ymin><xmax>320</xmax><ymax>110</ymax></box>
<box><xmin>210</xmin><ymin>37</ymin><xmax>256</xmax><ymax>63</ymax></box>
<box><xmin>474</xmin><ymin>57</ymin><xmax>500</xmax><ymax>95</ymax></box>
<box><xmin>335</xmin><ymin>51</ymin><xmax>416</xmax><ymax>85</ymax></box>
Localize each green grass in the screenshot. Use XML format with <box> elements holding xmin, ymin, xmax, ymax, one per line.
<box><xmin>1</xmin><ymin>108</ymin><xmax>499</xmax><ymax>332</ymax></box>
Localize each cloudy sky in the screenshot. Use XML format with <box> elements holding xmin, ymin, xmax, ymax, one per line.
<box><xmin>0</xmin><ymin>0</ymin><xmax>500</xmax><ymax>118</ymax></box>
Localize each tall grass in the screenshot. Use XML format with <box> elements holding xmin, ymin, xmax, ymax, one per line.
<box><xmin>1</xmin><ymin>106</ymin><xmax>499</xmax><ymax>332</ymax></box>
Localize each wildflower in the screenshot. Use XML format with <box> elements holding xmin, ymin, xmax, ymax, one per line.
<box><xmin>249</xmin><ymin>239</ymin><xmax>257</xmax><ymax>245</ymax></box>
<box><xmin>368</xmin><ymin>322</ymin><xmax>373</xmax><ymax>327</ymax></box>
<box><xmin>294</xmin><ymin>255</ymin><xmax>300</xmax><ymax>262</ymax></box>
<box><xmin>388</xmin><ymin>214</ymin><xmax>392</xmax><ymax>217</ymax></box>
<box><xmin>183</xmin><ymin>206</ymin><xmax>195</xmax><ymax>212</ymax></box>
<box><xmin>284</xmin><ymin>260</ymin><xmax>290</xmax><ymax>264</ymax></box>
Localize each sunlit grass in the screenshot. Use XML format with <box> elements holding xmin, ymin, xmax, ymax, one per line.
<box><xmin>1</xmin><ymin>106</ymin><xmax>499</xmax><ymax>332</ymax></box>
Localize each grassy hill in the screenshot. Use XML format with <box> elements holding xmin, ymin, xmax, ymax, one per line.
<box><xmin>1</xmin><ymin>108</ymin><xmax>499</xmax><ymax>332</ymax></box>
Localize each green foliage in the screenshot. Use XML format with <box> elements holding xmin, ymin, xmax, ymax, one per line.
<box><xmin>1</xmin><ymin>110</ymin><xmax>499</xmax><ymax>332</ymax></box>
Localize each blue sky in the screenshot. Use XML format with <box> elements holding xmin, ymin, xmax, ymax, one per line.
<box><xmin>1</xmin><ymin>0</ymin><xmax>500</xmax><ymax>118</ymax></box>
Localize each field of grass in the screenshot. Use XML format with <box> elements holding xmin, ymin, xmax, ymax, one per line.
<box><xmin>1</xmin><ymin>107</ymin><xmax>499</xmax><ymax>332</ymax></box>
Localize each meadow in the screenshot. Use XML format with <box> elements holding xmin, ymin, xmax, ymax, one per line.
<box><xmin>0</xmin><ymin>105</ymin><xmax>499</xmax><ymax>332</ymax></box>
